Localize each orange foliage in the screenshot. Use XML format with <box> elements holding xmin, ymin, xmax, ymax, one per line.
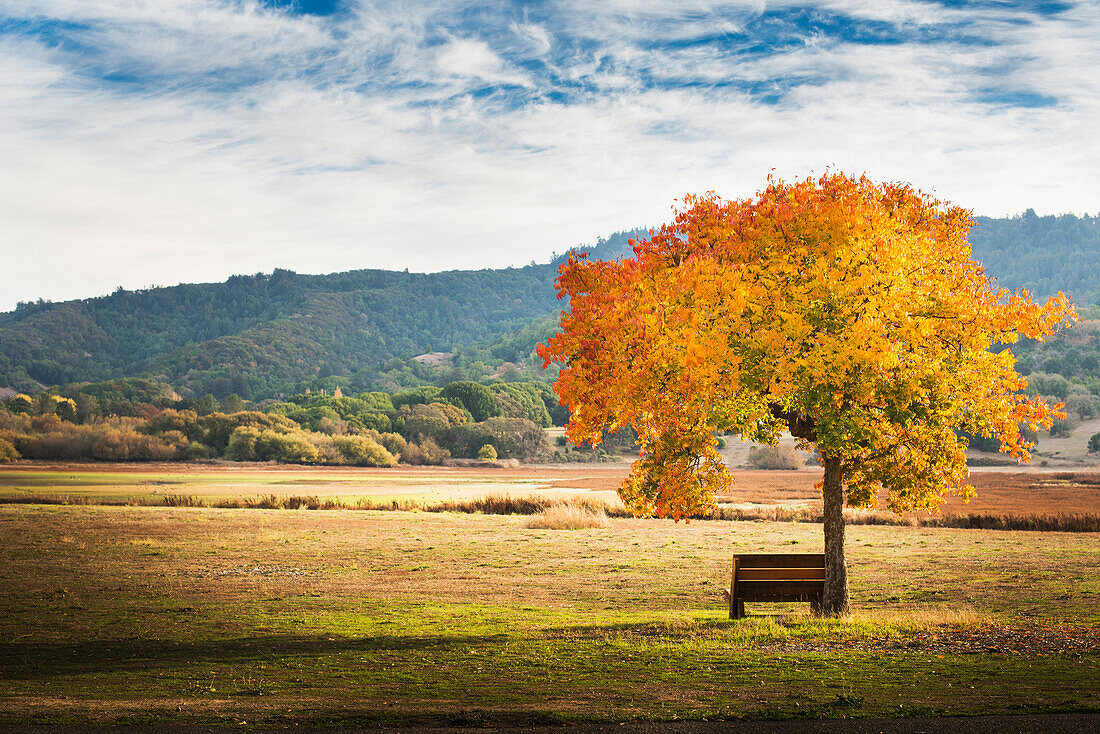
<box><xmin>538</xmin><ymin>173</ymin><xmax>1076</xmax><ymax>520</ymax></box>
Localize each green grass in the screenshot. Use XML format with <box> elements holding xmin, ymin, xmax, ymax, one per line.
<box><xmin>0</xmin><ymin>501</ymin><xmax>1097</xmax><ymax>726</ymax></box>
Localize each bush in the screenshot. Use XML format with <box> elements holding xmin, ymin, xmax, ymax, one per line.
<box><xmin>0</xmin><ymin>437</ymin><xmax>19</xmax><ymax>463</ymax></box>
<box><xmin>400</xmin><ymin>436</ymin><xmax>449</xmax><ymax>465</ymax></box>
<box><xmin>351</xmin><ymin>411</ymin><xmax>392</xmax><ymax>433</ymax></box>
<box><xmin>142</xmin><ymin>409</ymin><xmax>204</xmax><ymax>441</ymax></box>
<box><xmin>398</xmin><ymin>403</ymin><xmax>466</xmax><ymax>440</ymax></box>
<box><xmin>1026</xmin><ymin>372</ymin><xmax>1070</xmax><ymax>400</ymax></box>
<box><xmin>441</xmin><ymin>417</ymin><xmax>548</xmax><ymax>460</ymax></box>
<box><xmin>5</xmin><ymin>394</ymin><xmax>33</xmax><ymax>414</ymax></box>
<box><xmin>1049</xmin><ymin>416</ymin><xmax>1076</xmax><ymax>438</ymax></box>
<box><xmin>225</xmin><ymin>427</ymin><xmax>320</xmax><ymax>464</ymax></box>
<box><xmin>332</xmin><ymin>435</ymin><xmax>397</xmax><ymax>467</ymax></box>
<box><xmin>440</xmin><ymin>381</ymin><xmax>501</xmax><ymax>422</ymax></box>
<box><xmin>202</xmin><ymin>411</ymin><xmax>301</xmax><ymax>451</ymax></box>
<box><xmin>491</xmin><ymin>382</ymin><xmax>552</xmax><ymax>426</ymax></box>
<box><xmin>1089</xmin><ymin>433</ymin><xmax>1100</xmax><ymax>454</ymax></box>
<box><xmin>365</xmin><ymin>430</ymin><xmax>408</xmax><ymax>458</ymax></box>
<box><xmin>1066</xmin><ymin>392</ymin><xmax>1098</xmax><ymax>421</ymax></box>
<box><xmin>17</xmin><ymin>421</ymin><xmax>184</xmax><ymax>461</ymax></box>
<box><xmin>390</xmin><ymin>386</ymin><xmax>441</xmax><ymax>410</ymax></box>
<box><xmin>184</xmin><ymin>441</ymin><xmax>215</xmax><ymax>460</ymax></box>
<box><xmin>477</xmin><ymin>444</ymin><xmax>498</xmax><ymax>461</ymax></box>
<box><xmin>747</xmin><ymin>444</ymin><xmax>804</xmax><ymax>470</ymax></box>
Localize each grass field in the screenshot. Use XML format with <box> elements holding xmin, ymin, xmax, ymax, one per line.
<box><xmin>0</xmin><ymin>463</ymin><xmax>624</xmax><ymax>508</ymax></box>
<box><xmin>0</xmin><ymin>466</ymin><xmax>1097</xmax><ymax>727</ymax></box>
<box><xmin>4</xmin><ymin>462</ymin><xmax>1100</xmax><ymax>518</ymax></box>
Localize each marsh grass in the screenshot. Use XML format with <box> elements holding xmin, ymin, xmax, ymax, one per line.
<box><xmin>2</xmin><ymin>490</ymin><xmax>1098</xmax><ymax>531</ymax></box>
<box><xmin>526</xmin><ymin>503</ymin><xmax>611</xmax><ymax>529</ymax></box>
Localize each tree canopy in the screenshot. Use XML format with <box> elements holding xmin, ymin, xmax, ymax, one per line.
<box><xmin>539</xmin><ymin>173</ymin><xmax>1075</xmax><ymax>613</ymax></box>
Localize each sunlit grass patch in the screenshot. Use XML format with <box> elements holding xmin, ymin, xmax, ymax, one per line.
<box><xmin>526</xmin><ymin>503</ymin><xmax>611</xmax><ymax>530</ymax></box>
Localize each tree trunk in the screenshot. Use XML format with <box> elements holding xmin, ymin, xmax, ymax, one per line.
<box><xmin>820</xmin><ymin>455</ymin><xmax>850</xmax><ymax>616</ymax></box>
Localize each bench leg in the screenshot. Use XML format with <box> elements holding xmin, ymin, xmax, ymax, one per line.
<box><xmin>729</xmin><ymin>557</ymin><xmax>742</xmax><ymax>619</ymax></box>
<box><xmin>810</xmin><ymin>595</ymin><xmax>823</xmax><ymax>616</ymax></box>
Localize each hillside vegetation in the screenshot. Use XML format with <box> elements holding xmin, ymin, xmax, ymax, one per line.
<box><xmin>0</xmin><ymin>379</ymin><xmax>572</xmax><ymax>466</ymax></box>
<box><xmin>0</xmin><ymin>215</ymin><xmax>1097</xmax><ymax>400</ymax></box>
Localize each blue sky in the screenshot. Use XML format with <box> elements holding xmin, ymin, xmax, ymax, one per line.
<box><xmin>0</xmin><ymin>0</ymin><xmax>1097</xmax><ymax>308</ymax></box>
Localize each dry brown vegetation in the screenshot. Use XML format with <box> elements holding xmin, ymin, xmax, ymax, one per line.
<box><xmin>526</xmin><ymin>503</ymin><xmax>611</xmax><ymax>529</ymax></box>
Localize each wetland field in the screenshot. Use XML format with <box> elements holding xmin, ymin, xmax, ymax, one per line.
<box><xmin>0</xmin><ymin>463</ymin><xmax>1097</xmax><ymax>727</ymax></box>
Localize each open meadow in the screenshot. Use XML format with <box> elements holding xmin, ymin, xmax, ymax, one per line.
<box><xmin>4</xmin><ymin>461</ymin><xmax>1100</xmax><ymax>520</ymax></box>
<box><xmin>0</xmin><ymin>464</ymin><xmax>1097</xmax><ymax>727</ymax></box>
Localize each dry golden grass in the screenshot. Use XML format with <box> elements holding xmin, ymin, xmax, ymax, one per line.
<box><xmin>526</xmin><ymin>502</ymin><xmax>611</xmax><ymax>529</ymax></box>
<box><xmin>850</xmin><ymin>606</ymin><xmax>991</xmax><ymax>628</ymax></box>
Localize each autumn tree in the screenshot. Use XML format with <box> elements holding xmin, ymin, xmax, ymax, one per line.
<box><xmin>538</xmin><ymin>173</ymin><xmax>1075</xmax><ymax>616</ymax></box>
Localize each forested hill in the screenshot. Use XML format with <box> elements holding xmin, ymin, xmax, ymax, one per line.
<box><xmin>970</xmin><ymin>211</ymin><xmax>1100</xmax><ymax>303</ymax></box>
<box><xmin>0</xmin><ymin>213</ymin><xmax>1096</xmax><ymax>399</ymax></box>
<box><xmin>0</xmin><ymin>266</ymin><xmax>561</xmax><ymax>398</ymax></box>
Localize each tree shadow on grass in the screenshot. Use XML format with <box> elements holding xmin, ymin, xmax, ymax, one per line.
<box><xmin>549</xmin><ymin>608</ymin><xmax>822</xmax><ymax>638</ymax></box>
<box><xmin>547</xmin><ymin>617</ymin><xmax>737</xmax><ymax>640</ymax></box>
<box><xmin>3</xmin><ymin>614</ymin><xmax>828</xmax><ymax>681</ymax></box>
<box><xmin>0</xmin><ymin>631</ymin><xmax>510</xmax><ymax>680</ymax></box>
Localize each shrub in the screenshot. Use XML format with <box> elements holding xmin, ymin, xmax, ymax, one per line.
<box><xmin>962</xmin><ymin>431</ymin><xmax>1002</xmax><ymax>453</ymax></box>
<box><xmin>477</xmin><ymin>444</ymin><xmax>498</xmax><ymax>461</ymax></box>
<box><xmin>226</xmin><ymin>427</ymin><xmax>320</xmax><ymax>464</ymax></box>
<box><xmin>747</xmin><ymin>444</ymin><xmax>804</xmax><ymax>470</ymax></box>
<box><xmin>526</xmin><ymin>503</ymin><xmax>610</xmax><ymax>530</ymax></box>
<box><xmin>351</xmin><ymin>411</ymin><xmax>392</xmax><ymax>433</ymax></box>
<box><xmin>1066</xmin><ymin>392</ymin><xmax>1098</xmax><ymax>421</ymax></box>
<box><xmin>365</xmin><ymin>429</ymin><xmax>408</xmax><ymax>458</ymax></box>
<box><xmin>184</xmin><ymin>441</ymin><xmax>215</xmax><ymax>460</ymax></box>
<box><xmin>399</xmin><ymin>403</ymin><xmax>465</xmax><ymax>440</ymax></box>
<box><xmin>1089</xmin><ymin>433</ymin><xmax>1100</xmax><ymax>454</ymax></box>
<box><xmin>142</xmin><ymin>409</ymin><xmax>204</xmax><ymax>441</ymax></box>
<box><xmin>441</xmin><ymin>417</ymin><xmax>548</xmax><ymax>460</ymax></box>
<box><xmin>17</xmin><ymin>420</ymin><xmax>183</xmax><ymax>461</ymax></box>
<box><xmin>332</xmin><ymin>435</ymin><xmax>397</xmax><ymax>467</ymax></box>
<box><xmin>0</xmin><ymin>437</ymin><xmax>19</xmax><ymax>463</ymax></box>
<box><xmin>202</xmin><ymin>411</ymin><xmax>301</xmax><ymax>451</ymax></box>
<box><xmin>1026</xmin><ymin>372</ymin><xmax>1070</xmax><ymax>400</ymax></box>
<box><xmin>1049</xmin><ymin>416</ymin><xmax>1076</xmax><ymax>438</ymax></box>
<box><xmin>5</xmin><ymin>394</ymin><xmax>33</xmax><ymax>414</ymax></box>
<box><xmin>490</xmin><ymin>382</ymin><xmax>552</xmax><ymax>426</ymax></box>
<box><xmin>390</xmin><ymin>386</ymin><xmax>441</xmax><ymax>410</ymax></box>
<box><xmin>400</xmin><ymin>436</ymin><xmax>449</xmax><ymax>465</ymax></box>
<box><xmin>440</xmin><ymin>381</ymin><xmax>501</xmax><ymax>422</ymax></box>
<box><xmin>225</xmin><ymin>426</ymin><xmax>260</xmax><ymax>460</ymax></box>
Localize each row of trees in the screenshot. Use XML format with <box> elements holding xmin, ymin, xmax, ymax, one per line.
<box><xmin>0</xmin><ymin>377</ymin><xmax>560</xmax><ymax>465</ymax></box>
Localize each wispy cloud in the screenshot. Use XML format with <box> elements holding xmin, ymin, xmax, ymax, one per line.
<box><xmin>0</xmin><ymin>0</ymin><xmax>1097</xmax><ymax>309</ymax></box>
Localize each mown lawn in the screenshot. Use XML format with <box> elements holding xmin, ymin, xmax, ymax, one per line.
<box><xmin>0</xmin><ymin>503</ymin><xmax>1096</xmax><ymax>727</ymax></box>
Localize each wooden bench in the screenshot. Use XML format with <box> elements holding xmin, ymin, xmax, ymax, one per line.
<box><xmin>723</xmin><ymin>553</ymin><xmax>825</xmax><ymax>619</ymax></box>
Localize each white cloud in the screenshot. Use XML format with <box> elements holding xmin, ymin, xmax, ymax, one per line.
<box><xmin>434</xmin><ymin>37</ymin><xmax>532</xmax><ymax>87</ymax></box>
<box><xmin>0</xmin><ymin>0</ymin><xmax>1097</xmax><ymax>309</ymax></box>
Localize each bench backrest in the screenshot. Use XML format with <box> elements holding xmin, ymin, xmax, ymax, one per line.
<box><xmin>732</xmin><ymin>553</ymin><xmax>825</xmax><ymax>604</ymax></box>
<box><xmin>735</xmin><ymin>553</ymin><xmax>825</xmax><ymax>568</ymax></box>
